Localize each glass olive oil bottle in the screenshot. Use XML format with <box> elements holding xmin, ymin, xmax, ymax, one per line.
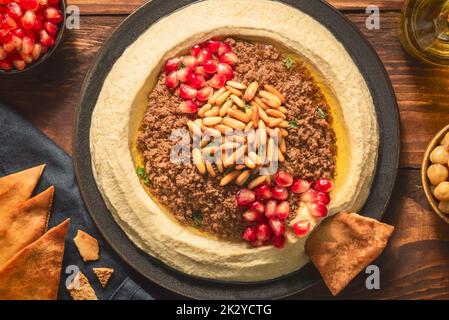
<box><xmin>401</xmin><ymin>0</ymin><xmax>449</xmax><ymax>66</ymax></box>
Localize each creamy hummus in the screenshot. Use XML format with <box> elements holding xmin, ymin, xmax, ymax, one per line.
<box><xmin>90</xmin><ymin>0</ymin><xmax>379</xmax><ymax>281</ymax></box>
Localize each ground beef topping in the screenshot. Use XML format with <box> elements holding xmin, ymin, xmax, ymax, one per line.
<box><xmin>137</xmin><ymin>38</ymin><xmax>337</xmax><ymax>240</ymax></box>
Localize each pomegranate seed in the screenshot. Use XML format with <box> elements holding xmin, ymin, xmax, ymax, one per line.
<box><xmin>203</xmin><ymin>59</ymin><xmax>218</xmax><ymax>74</ymax></box>
<box><xmin>250</xmin><ymin>200</ymin><xmax>265</xmax><ymax>214</ymax></box>
<box><xmin>216</xmin><ymin>62</ymin><xmax>234</xmax><ymax>80</ymax></box>
<box><xmin>316</xmin><ymin>192</ymin><xmax>330</xmax><ymax>205</ymax></box>
<box><xmin>219</xmin><ymin>52</ymin><xmax>238</xmax><ymax>65</ymax></box>
<box><xmin>6</xmin><ymin>2</ymin><xmax>22</xmax><ymax>19</ymax></box>
<box><xmin>256</xmin><ymin>223</ymin><xmax>272</xmax><ymax>241</ymax></box>
<box><xmin>274</xmin><ymin>170</ymin><xmax>293</xmax><ymax>187</ymax></box>
<box><xmin>273</xmin><ymin>235</ymin><xmax>285</xmax><ymax>249</ymax></box>
<box><xmin>195</xmin><ymin>65</ymin><xmax>205</xmax><ymax>76</ymax></box>
<box><xmin>12</xmin><ymin>27</ymin><xmax>24</xmax><ymax>37</ymax></box>
<box><xmin>291</xmin><ymin>178</ymin><xmax>310</xmax><ymax>194</ymax></box>
<box><xmin>251</xmin><ymin>239</ymin><xmax>265</xmax><ymax>247</ymax></box>
<box><xmin>2</xmin><ymin>13</ymin><xmax>17</xmax><ymax>29</ymax></box>
<box><xmin>181</xmin><ymin>55</ymin><xmax>198</xmax><ymax>69</ymax></box>
<box><xmin>265</xmin><ymin>199</ymin><xmax>277</xmax><ymax>218</ymax></box>
<box><xmin>308</xmin><ymin>202</ymin><xmax>328</xmax><ymax>217</ymax></box>
<box><xmin>196</xmin><ymin>48</ymin><xmax>211</xmax><ymax>65</ymax></box>
<box><xmin>20</xmin><ymin>0</ymin><xmax>39</xmax><ymax>10</ymax></box>
<box><xmin>299</xmin><ymin>189</ymin><xmax>318</xmax><ymax>203</ymax></box>
<box><xmin>41</xmin><ymin>44</ymin><xmax>48</xmax><ymax>53</ymax></box>
<box><xmin>315</xmin><ymin>179</ymin><xmax>334</xmax><ymax>193</ymax></box>
<box><xmin>272</xmin><ymin>186</ymin><xmax>288</xmax><ymax>201</ymax></box>
<box><xmin>31</xmin><ymin>42</ymin><xmax>41</xmax><ymax>59</ymax></box>
<box><xmin>236</xmin><ymin>189</ymin><xmax>256</xmax><ymax>206</ymax></box>
<box><xmin>206</xmin><ymin>40</ymin><xmax>221</xmax><ymax>53</ymax></box>
<box><xmin>176</xmin><ymin>67</ymin><xmax>192</xmax><ymax>83</ymax></box>
<box><xmin>0</xmin><ymin>59</ymin><xmax>12</xmax><ymax>70</ymax></box>
<box><xmin>21</xmin><ymin>35</ymin><xmax>34</xmax><ymax>54</ymax></box>
<box><xmin>47</xmin><ymin>0</ymin><xmax>60</xmax><ymax>4</ymax></box>
<box><xmin>207</xmin><ymin>73</ymin><xmax>226</xmax><ymax>89</ymax></box>
<box><xmin>275</xmin><ymin>201</ymin><xmax>290</xmax><ymax>220</ymax></box>
<box><xmin>39</xmin><ymin>29</ymin><xmax>54</xmax><ymax>46</ymax></box>
<box><xmin>31</xmin><ymin>12</ymin><xmax>43</xmax><ymax>31</ymax></box>
<box><xmin>165</xmin><ymin>71</ymin><xmax>179</xmax><ymax>89</ymax></box>
<box><xmin>293</xmin><ymin>221</ymin><xmax>310</xmax><ymax>237</ymax></box>
<box><xmin>0</xmin><ymin>29</ymin><xmax>10</xmax><ymax>40</ymax></box>
<box><xmin>19</xmin><ymin>51</ymin><xmax>33</xmax><ymax>63</ymax></box>
<box><xmin>217</xmin><ymin>42</ymin><xmax>231</xmax><ymax>56</ymax></box>
<box><xmin>196</xmin><ymin>86</ymin><xmax>213</xmax><ymax>101</ymax></box>
<box><xmin>44</xmin><ymin>21</ymin><xmax>58</xmax><ymax>35</ymax></box>
<box><xmin>255</xmin><ymin>183</ymin><xmax>273</xmax><ymax>200</ymax></box>
<box><xmin>243</xmin><ymin>209</ymin><xmax>263</xmax><ymax>222</ymax></box>
<box><xmin>0</xmin><ymin>47</ymin><xmax>6</xmax><ymax>60</ymax></box>
<box><xmin>3</xmin><ymin>42</ymin><xmax>15</xmax><ymax>53</ymax></box>
<box><xmin>164</xmin><ymin>57</ymin><xmax>181</xmax><ymax>74</ymax></box>
<box><xmin>243</xmin><ymin>226</ymin><xmax>257</xmax><ymax>242</ymax></box>
<box><xmin>12</xmin><ymin>58</ymin><xmax>25</xmax><ymax>70</ymax></box>
<box><xmin>21</xmin><ymin>10</ymin><xmax>36</xmax><ymax>30</ymax></box>
<box><xmin>9</xmin><ymin>34</ymin><xmax>22</xmax><ymax>47</ymax></box>
<box><xmin>178</xmin><ymin>100</ymin><xmax>198</xmax><ymax>114</ymax></box>
<box><xmin>179</xmin><ymin>84</ymin><xmax>197</xmax><ymax>100</ymax></box>
<box><xmin>269</xmin><ymin>217</ymin><xmax>285</xmax><ymax>236</ymax></box>
<box><xmin>43</xmin><ymin>7</ymin><xmax>63</xmax><ymax>24</ymax></box>
<box><xmin>187</xmin><ymin>72</ymin><xmax>205</xmax><ymax>89</ymax></box>
<box><xmin>191</xmin><ymin>44</ymin><xmax>202</xmax><ymax>57</ymax></box>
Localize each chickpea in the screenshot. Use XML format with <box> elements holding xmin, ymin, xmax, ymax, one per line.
<box><xmin>434</xmin><ymin>181</ymin><xmax>449</xmax><ymax>201</ymax></box>
<box><xmin>430</xmin><ymin>146</ymin><xmax>449</xmax><ymax>165</ymax></box>
<box><xmin>441</xmin><ymin>132</ymin><xmax>449</xmax><ymax>150</ymax></box>
<box><xmin>439</xmin><ymin>201</ymin><xmax>449</xmax><ymax>214</ymax></box>
<box><xmin>427</xmin><ymin>164</ymin><xmax>449</xmax><ymax>186</ymax></box>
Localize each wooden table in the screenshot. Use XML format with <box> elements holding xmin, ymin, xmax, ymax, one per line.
<box><xmin>1</xmin><ymin>0</ymin><xmax>449</xmax><ymax>300</ymax></box>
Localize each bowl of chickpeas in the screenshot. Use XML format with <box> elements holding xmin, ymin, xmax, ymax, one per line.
<box><xmin>422</xmin><ymin>125</ymin><xmax>449</xmax><ymax>223</ymax></box>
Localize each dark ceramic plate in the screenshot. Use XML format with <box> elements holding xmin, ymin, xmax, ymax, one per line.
<box><xmin>74</xmin><ymin>0</ymin><xmax>400</xmax><ymax>299</ymax></box>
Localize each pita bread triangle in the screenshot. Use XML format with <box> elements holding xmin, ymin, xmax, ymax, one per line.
<box><xmin>0</xmin><ymin>186</ymin><xmax>54</xmax><ymax>268</ymax></box>
<box><xmin>0</xmin><ymin>219</ymin><xmax>70</xmax><ymax>300</ymax></box>
<box><xmin>93</xmin><ymin>268</ymin><xmax>114</xmax><ymax>288</ymax></box>
<box><xmin>305</xmin><ymin>212</ymin><xmax>394</xmax><ymax>296</ymax></box>
<box><xmin>0</xmin><ymin>165</ymin><xmax>45</xmax><ymax>214</ymax></box>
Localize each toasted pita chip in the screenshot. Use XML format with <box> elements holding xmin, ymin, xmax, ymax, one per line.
<box><xmin>305</xmin><ymin>212</ymin><xmax>394</xmax><ymax>296</ymax></box>
<box><xmin>74</xmin><ymin>230</ymin><xmax>99</xmax><ymax>262</ymax></box>
<box><xmin>93</xmin><ymin>267</ymin><xmax>114</xmax><ymax>288</ymax></box>
<box><xmin>68</xmin><ymin>271</ymin><xmax>98</xmax><ymax>300</ymax></box>
<box><xmin>0</xmin><ymin>186</ymin><xmax>54</xmax><ymax>268</ymax></box>
<box><xmin>0</xmin><ymin>165</ymin><xmax>45</xmax><ymax>213</ymax></box>
<box><xmin>0</xmin><ymin>219</ymin><xmax>70</xmax><ymax>300</ymax></box>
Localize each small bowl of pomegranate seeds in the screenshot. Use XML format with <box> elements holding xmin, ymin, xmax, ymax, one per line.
<box><xmin>0</xmin><ymin>0</ymin><xmax>66</xmax><ymax>73</ymax></box>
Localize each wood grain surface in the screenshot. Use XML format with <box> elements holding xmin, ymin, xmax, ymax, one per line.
<box><xmin>68</xmin><ymin>0</ymin><xmax>405</xmax><ymax>14</ymax></box>
<box><xmin>1</xmin><ymin>0</ymin><xmax>449</xmax><ymax>300</ymax></box>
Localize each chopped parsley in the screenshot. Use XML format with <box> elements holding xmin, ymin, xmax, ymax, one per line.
<box><xmin>283</xmin><ymin>56</ymin><xmax>295</xmax><ymax>70</ymax></box>
<box><xmin>289</xmin><ymin>119</ymin><xmax>299</xmax><ymax>128</ymax></box>
<box><xmin>223</xmin><ymin>167</ymin><xmax>234</xmax><ymax>176</ymax></box>
<box><xmin>193</xmin><ymin>211</ymin><xmax>203</xmax><ymax>227</ymax></box>
<box><xmin>248</xmin><ymin>172</ymin><xmax>260</xmax><ymax>183</ymax></box>
<box><xmin>245</xmin><ymin>103</ymin><xmax>252</xmax><ymax>111</ymax></box>
<box><xmin>317</xmin><ymin>108</ymin><xmax>328</xmax><ymax>119</ymax></box>
<box><xmin>136</xmin><ymin>166</ymin><xmax>150</xmax><ymax>186</ymax></box>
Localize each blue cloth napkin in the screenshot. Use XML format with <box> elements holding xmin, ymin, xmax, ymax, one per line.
<box><xmin>0</xmin><ymin>103</ymin><xmax>155</xmax><ymax>300</ymax></box>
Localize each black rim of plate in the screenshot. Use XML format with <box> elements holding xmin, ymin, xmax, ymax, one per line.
<box><xmin>73</xmin><ymin>0</ymin><xmax>400</xmax><ymax>299</ymax></box>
